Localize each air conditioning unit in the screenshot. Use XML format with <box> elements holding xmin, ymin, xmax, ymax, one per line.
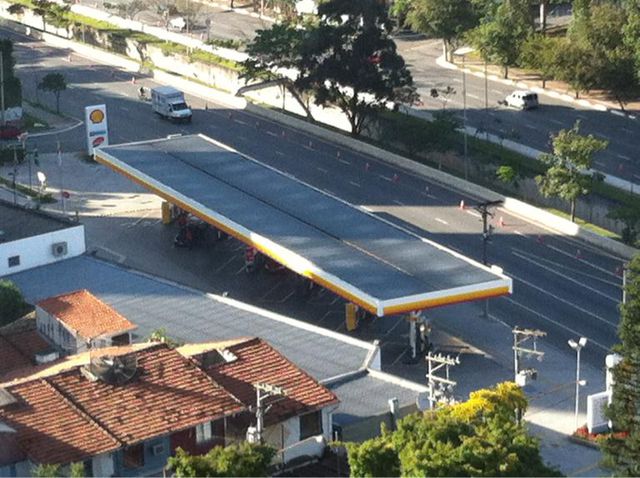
<box><xmin>51</xmin><ymin>242</ymin><xmax>68</xmax><ymax>257</ymax></box>
<box><xmin>151</xmin><ymin>443</ymin><xmax>165</xmax><ymax>456</ymax></box>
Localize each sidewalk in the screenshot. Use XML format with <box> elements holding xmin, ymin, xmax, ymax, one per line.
<box><xmin>388</xmin><ymin>299</ymin><xmax>609</xmax><ymax>476</ymax></box>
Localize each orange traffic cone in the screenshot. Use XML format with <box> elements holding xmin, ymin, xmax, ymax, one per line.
<box><xmin>459</xmin><ymin>200</ymin><xmax>465</xmax><ymax>210</ymax></box>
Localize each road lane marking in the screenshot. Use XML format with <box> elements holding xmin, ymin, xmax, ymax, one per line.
<box><xmin>549</xmin><ymin>119</ymin><xmax>563</xmax><ymax>126</ymax></box>
<box><xmin>510</xmin><ymin>273</ymin><xmax>616</xmax><ymax>327</ymax></box>
<box><xmin>379</xmin><ymin>175</ymin><xmax>393</xmax><ymax>181</ymax></box>
<box><xmin>618</xmin><ymin>154</ymin><xmax>631</xmax><ymax>161</ymax></box>
<box><xmin>235</xmin><ymin>119</ymin><xmax>247</xmax><ymax>125</ymax></box>
<box><xmin>516</xmin><ymin>248</ymin><xmax>620</xmax><ymax>287</ymax></box>
<box><xmin>275</xmin><ymin>150</ymin><xmax>284</xmax><ymax>156</ymax></box>
<box><xmin>513</xmin><ymin>230</ymin><xmax>526</xmax><ymax>237</ymax></box>
<box><xmin>338</xmin><ymin>159</ymin><xmax>351</xmax><ymax>165</ymax></box>
<box><xmin>393</xmin><ymin>199</ymin><xmax>405</xmax><ymax>206</ymax></box>
<box><xmin>512</xmin><ymin>250</ymin><xmax>619</xmax><ymax>303</ymax></box>
<box><xmin>467</xmin><ymin>93</ymin><xmax>481</xmax><ymax>100</ymax></box>
<box><xmin>266</xmin><ymin>131</ymin><xmax>278</xmax><ymax>137</ymax></box>
<box><xmin>502</xmin><ymin>297</ymin><xmax>609</xmax><ymax>352</ymax></box>
<box><xmin>491</xmin><ymin>89</ymin><xmax>503</xmax><ymax>94</ymax></box>
<box><xmin>316</xmin><ymin>167</ymin><xmax>328</xmax><ymax>173</ymax></box>
<box><xmin>435</xmin><ymin>217</ymin><xmax>448</xmax><ymax>225</ymax></box>
<box><xmin>546</xmin><ymin>244</ymin><xmax>621</xmax><ymax>279</ymax></box>
<box><xmin>465</xmin><ymin>210</ymin><xmax>481</xmax><ymax>218</ymax></box>
<box><xmin>524</xmin><ymin>124</ymin><xmax>537</xmax><ymax>130</ymax></box>
<box><xmin>349</xmin><ymin>181</ymin><xmax>361</xmax><ymax>188</ymax></box>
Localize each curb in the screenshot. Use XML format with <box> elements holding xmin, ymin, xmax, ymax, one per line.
<box><xmin>436</xmin><ymin>55</ymin><xmax>632</xmax><ymax>118</ymax></box>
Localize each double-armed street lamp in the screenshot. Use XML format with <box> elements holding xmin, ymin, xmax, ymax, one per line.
<box><xmin>568</xmin><ymin>337</ymin><xmax>588</xmax><ymax>429</ymax></box>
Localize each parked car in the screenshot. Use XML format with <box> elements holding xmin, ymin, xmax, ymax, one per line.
<box><xmin>503</xmin><ymin>90</ymin><xmax>539</xmax><ymax>110</ymax></box>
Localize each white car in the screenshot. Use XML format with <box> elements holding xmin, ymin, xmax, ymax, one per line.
<box><xmin>168</xmin><ymin>17</ymin><xmax>186</xmax><ymax>31</ymax></box>
<box><xmin>504</xmin><ymin>90</ymin><xmax>539</xmax><ymax>110</ymax></box>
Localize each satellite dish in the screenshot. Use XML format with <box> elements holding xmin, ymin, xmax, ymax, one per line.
<box><xmin>90</xmin><ymin>354</ymin><xmax>138</xmax><ymax>385</ymax></box>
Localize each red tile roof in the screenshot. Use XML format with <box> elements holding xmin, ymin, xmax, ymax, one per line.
<box><xmin>37</xmin><ymin>290</ymin><xmax>136</xmax><ymax>340</ymax></box>
<box><xmin>186</xmin><ymin>338</ymin><xmax>339</xmax><ymax>425</ymax></box>
<box><xmin>0</xmin><ymin>329</ymin><xmax>51</xmax><ymax>381</ymax></box>
<box><xmin>0</xmin><ymin>379</ymin><xmax>121</xmax><ymax>464</ymax></box>
<box><xmin>0</xmin><ymin>343</ymin><xmax>245</xmax><ymax>464</ymax></box>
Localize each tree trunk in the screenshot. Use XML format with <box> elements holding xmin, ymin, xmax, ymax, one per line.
<box><xmin>542</xmin><ymin>78</ymin><xmax>546</xmax><ymax>88</ymax></box>
<box><xmin>540</xmin><ymin>1</ymin><xmax>547</xmax><ymax>34</ymax></box>
<box><xmin>570</xmin><ymin>199</ymin><xmax>576</xmax><ymax>223</ymax></box>
<box><xmin>442</xmin><ymin>40</ymin><xmax>449</xmax><ymax>62</ymax></box>
<box><xmin>575</xmin><ymin>90</ymin><xmax>579</xmax><ymax>99</ymax></box>
<box><xmin>503</xmin><ymin>66</ymin><xmax>508</xmax><ymax>79</ymax></box>
<box><xmin>55</xmin><ymin>93</ymin><xmax>60</xmax><ymax>114</ymax></box>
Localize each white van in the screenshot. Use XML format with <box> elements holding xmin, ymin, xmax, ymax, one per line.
<box><xmin>504</xmin><ymin>90</ymin><xmax>539</xmax><ymax>110</ymax></box>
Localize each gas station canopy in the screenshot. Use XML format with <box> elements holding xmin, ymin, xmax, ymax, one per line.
<box><xmin>96</xmin><ymin>134</ymin><xmax>512</xmax><ymax>316</ymax></box>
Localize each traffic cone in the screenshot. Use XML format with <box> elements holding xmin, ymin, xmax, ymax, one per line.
<box><xmin>131</xmin><ymin>76</ymin><xmax>136</xmax><ymax>84</ymax></box>
<box><xmin>308</xmin><ymin>140</ymin><xmax>313</xmax><ymax>149</ymax></box>
<box><xmin>459</xmin><ymin>200</ymin><xmax>465</xmax><ymax>210</ymax></box>
<box><xmin>67</xmin><ymin>54</ymin><xmax>72</xmax><ymax>62</ymax></box>
<box><xmin>498</xmin><ymin>216</ymin><xmax>505</xmax><ymax>227</ymax></box>
<box><xmin>536</xmin><ymin>235</ymin><xmax>544</xmax><ymax>244</ymax></box>
<box><xmin>337</xmin><ymin>151</ymin><xmax>341</xmax><ymax>158</ymax></box>
<box><xmin>392</xmin><ymin>174</ymin><xmax>399</xmax><ymax>183</ymax></box>
<box><xmin>576</xmin><ymin>249</ymin><xmax>582</xmax><ymax>259</ymax></box>
<box><xmin>615</xmin><ymin>265</ymin><xmax>623</xmax><ymax>276</ymax></box>
<box><xmin>365</xmin><ymin>162</ymin><xmax>370</xmax><ymax>172</ymax></box>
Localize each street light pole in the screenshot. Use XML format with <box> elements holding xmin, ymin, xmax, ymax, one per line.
<box><xmin>568</xmin><ymin>337</ymin><xmax>588</xmax><ymax>430</ymax></box>
<box><xmin>462</xmin><ymin>56</ymin><xmax>468</xmax><ymax>181</ymax></box>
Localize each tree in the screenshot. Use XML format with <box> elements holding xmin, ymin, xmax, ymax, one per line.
<box><xmin>32</xmin><ymin>0</ymin><xmax>54</xmax><ymax>30</ymax></box>
<box><xmin>602</xmin><ymin>254</ymin><xmax>640</xmax><ymax>476</ymax></box>
<box><xmin>32</xmin><ymin>464</ymin><xmax>61</xmax><ymax>477</ymax></box>
<box><xmin>167</xmin><ymin>443</ymin><xmax>276</xmax><ymax>477</ymax></box>
<box><xmin>6</xmin><ymin>3</ymin><xmax>25</xmax><ymax>15</ymax></box>
<box><xmin>243</xmin><ymin>0</ymin><xmax>417</xmax><ymax>136</ymax></box>
<box><xmin>299</xmin><ymin>0</ymin><xmax>417</xmax><ymax>135</ymax></box>
<box><xmin>69</xmin><ymin>462</ymin><xmax>85</xmax><ymax>478</ymax></box>
<box><xmin>519</xmin><ymin>34</ymin><xmax>562</xmax><ymax>88</ymax></box>
<box><xmin>402</xmin><ymin>0</ymin><xmax>478</xmax><ymax>61</ymax></box>
<box><xmin>536</xmin><ymin>121</ymin><xmax>608</xmax><ymax>222</ymax></box>
<box><xmin>0</xmin><ymin>40</ymin><xmax>22</xmax><ymax>108</ymax></box>
<box><xmin>103</xmin><ymin>0</ymin><xmax>147</xmax><ymax>20</ymax></box>
<box><xmin>468</xmin><ymin>0</ymin><xmax>534</xmax><ymax>78</ymax></box>
<box><xmin>38</xmin><ymin>73</ymin><xmax>67</xmax><ymax>114</ymax></box>
<box><xmin>344</xmin><ymin>382</ymin><xmax>560</xmax><ymax>477</ymax></box>
<box><xmin>608</xmin><ymin>206</ymin><xmax>640</xmax><ymax>247</ymax></box>
<box><xmin>0</xmin><ymin>280</ymin><xmax>28</xmax><ymax>326</ymax></box>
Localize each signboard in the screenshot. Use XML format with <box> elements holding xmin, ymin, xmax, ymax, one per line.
<box><xmin>587</xmin><ymin>391</ymin><xmax>610</xmax><ymax>434</ymax></box>
<box><xmin>84</xmin><ymin>104</ymin><xmax>109</xmax><ymax>155</ymax></box>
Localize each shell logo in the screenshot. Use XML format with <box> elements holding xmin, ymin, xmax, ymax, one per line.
<box><xmin>89</xmin><ymin>109</ymin><xmax>105</xmax><ymax>124</ymax></box>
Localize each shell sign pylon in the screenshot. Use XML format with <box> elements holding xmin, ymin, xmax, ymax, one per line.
<box><xmin>84</xmin><ymin>104</ymin><xmax>109</xmax><ymax>156</ymax></box>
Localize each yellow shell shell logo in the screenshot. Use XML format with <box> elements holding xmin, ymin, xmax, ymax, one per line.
<box><xmin>89</xmin><ymin>109</ymin><xmax>105</xmax><ymax>124</ymax></box>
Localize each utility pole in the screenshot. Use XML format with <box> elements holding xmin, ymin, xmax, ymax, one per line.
<box><xmin>474</xmin><ymin>199</ymin><xmax>503</xmax><ymax>318</ymax></box>
<box><xmin>512</xmin><ymin>327</ymin><xmax>545</xmax><ymax>384</ymax></box>
<box><xmin>57</xmin><ymin>140</ymin><xmax>66</xmax><ymax>215</ymax></box>
<box><xmin>622</xmin><ymin>263</ymin><xmax>629</xmax><ymax>305</ymax></box>
<box><xmin>425</xmin><ymin>352</ymin><xmax>459</xmax><ymax>409</ymax></box>
<box><xmin>253</xmin><ymin>383</ymin><xmax>287</xmax><ymax>444</ymax></box>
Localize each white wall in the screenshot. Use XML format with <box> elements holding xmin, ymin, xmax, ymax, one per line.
<box><xmin>36</xmin><ymin>306</ymin><xmax>81</xmax><ymax>354</ymax></box>
<box><xmin>0</xmin><ymin>225</ymin><xmax>85</xmax><ymax>276</ymax></box>
<box><xmin>92</xmin><ymin>453</ymin><xmax>115</xmax><ymax>477</ymax></box>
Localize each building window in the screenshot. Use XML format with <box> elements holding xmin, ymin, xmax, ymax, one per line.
<box><xmin>123</xmin><ymin>444</ymin><xmax>144</xmax><ymax>469</ymax></box>
<box><xmin>300</xmin><ymin>410</ymin><xmax>323</xmax><ymax>440</ymax></box>
<box><xmin>195</xmin><ymin>421</ymin><xmax>213</xmax><ymax>444</ymax></box>
<box><xmin>8</xmin><ymin>255</ymin><xmax>20</xmax><ymax>267</ymax></box>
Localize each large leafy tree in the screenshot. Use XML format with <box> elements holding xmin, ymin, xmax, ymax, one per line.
<box><xmin>536</xmin><ymin>121</ymin><xmax>608</xmax><ymax>222</ymax></box>
<box><xmin>345</xmin><ymin>382</ymin><xmax>559</xmax><ymax>477</ymax></box>
<box><xmin>602</xmin><ymin>254</ymin><xmax>640</xmax><ymax>476</ymax></box>
<box><xmin>242</xmin><ymin>0</ymin><xmax>417</xmax><ymax>136</ymax></box>
<box><xmin>519</xmin><ymin>34</ymin><xmax>563</xmax><ymax>88</ymax></box>
<box><xmin>167</xmin><ymin>443</ymin><xmax>276</xmax><ymax>477</ymax></box>
<box><xmin>401</xmin><ymin>0</ymin><xmax>479</xmax><ymax>61</ymax></box>
<box><xmin>0</xmin><ymin>280</ymin><xmax>28</xmax><ymax>326</ymax></box>
<box><xmin>468</xmin><ymin>0</ymin><xmax>534</xmax><ymax>78</ymax></box>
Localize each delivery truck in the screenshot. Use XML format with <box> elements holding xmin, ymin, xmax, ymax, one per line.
<box><xmin>150</xmin><ymin>86</ymin><xmax>192</xmax><ymax>123</ymax></box>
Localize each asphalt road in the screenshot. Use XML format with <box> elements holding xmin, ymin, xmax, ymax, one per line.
<box><xmin>68</xmin><ymin>0</ymin><xmax>640</xmax><ymax>184</ymax></box>
<box><xmin>3</xmin><ymin>26</ymin><xmax>627</xmax><ymax>370</ymax></box>
<box><xmin>400</xmin><ymin>37</ymin><xmax>640</xmax><ymax>185</ymax></box>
